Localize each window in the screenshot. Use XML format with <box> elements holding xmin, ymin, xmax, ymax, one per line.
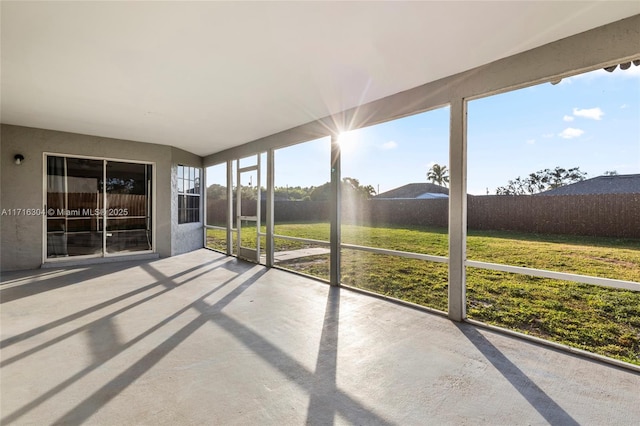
<box><xmin>178</xmin><ymin>165</ymin><xmax>201</xmax><ymax>224</ymax></box>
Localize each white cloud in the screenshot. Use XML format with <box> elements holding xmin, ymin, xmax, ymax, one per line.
<box><xmin>573</xmin><ymin>107</ymin><xmax>604</xmax><ymax>120</ymax></box>
<box><xmin>526</xmin><ymin>139</ymin><xmax>536</xmax><ymax>145</ymax></box>
<box><xmin>563</xmin><ymin>115</ymin><xmax>574</xmax><ymax>122</ymax></box>
<box><xmin>381</xmin><ymin>140</ymin><xmax>397</xmax><ymax>150</ymax></box>
<box><xmin>542</xmin><ymin>133</ymin><xmax>554</xmax><ymax>139</ymax></box>
<box><xmin>558</xmin><ymin>128</ymin><xmax>585</xmax><ymax>139</ymax></box>
<box><xmin>620</xmin><ymin>104</ymin><xmax>628</xmax><ymax>109</ymax></box>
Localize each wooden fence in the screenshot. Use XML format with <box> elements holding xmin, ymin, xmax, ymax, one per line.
<box><xmin>466</xmin><ymin>194</ymin><xmax>640</xmax><ymax>238</ymax></box>
<box><xmin>206</xmin><ymin>193</ymin><xmax>640</xmax><ymax>238</ymax></box>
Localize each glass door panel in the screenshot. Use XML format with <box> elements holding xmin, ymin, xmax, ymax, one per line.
<box><xmin>105</xmin><ymin>161</ymin><xmax>152</xmax><ymax>254</ymax></box>
<box><xmin>46</xmin><ymin>156</ymin><xmax>67</xmax><ymax>257</ymax></box>
<box><xmin>46</xmin><ymin>156</ymin><xmax>103</xmax><ymax>257</ymax></box>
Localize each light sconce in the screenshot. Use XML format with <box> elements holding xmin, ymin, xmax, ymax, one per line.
<box><xmin>14</xmin><ymin>154</ymin><xmax>25</xmax><ymax>165</ymax></box>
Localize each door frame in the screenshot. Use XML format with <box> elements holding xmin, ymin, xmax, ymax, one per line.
<box><xmin>42</xmin><ymin>152</ymin><xmax>156</xmax><ymax>264</ymax></box>
<box><xmin>236</xmin><ymin>155</ymin><xmax>261</xmax><ymax>263</ymax></box>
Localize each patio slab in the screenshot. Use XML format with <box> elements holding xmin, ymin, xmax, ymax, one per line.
<box><xmin>1</xmin><ymin>249</ymin><xmax>639</xmax><ymax>425</ymax></box>
<box><xmin>274</xmin><ymin>247</ymin><xmax>330</xmax><ymax>262</ymax></box>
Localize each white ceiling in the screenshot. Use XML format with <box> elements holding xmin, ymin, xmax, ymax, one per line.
<box><xmin>2</xmin><ymin>1</ymin><xmax>639</xmax><ymax>157</ymax></box>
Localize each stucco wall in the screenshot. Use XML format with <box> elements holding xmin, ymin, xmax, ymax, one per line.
<box><xmin>0</xmin><ymin>125</ymin><xmax>180</xmax><ymax>271</ymax></box>
<box><xmin>170</xmin><ymin>147</ymin><xmax>204</xmax><ymax>255</ymax></box>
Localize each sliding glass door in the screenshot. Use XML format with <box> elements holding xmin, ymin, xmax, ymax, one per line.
<box><xmin>105</xmin><ymin>161</ymin><xmax>153</xmax><ymax>254</ymax></box>
<box><xmin>45</xmin><ymin>155</ymin><xmax>153</xmax><ymax>260</ymax></box>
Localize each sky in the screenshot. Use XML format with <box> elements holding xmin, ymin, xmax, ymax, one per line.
<box><xmin>207</xmin><ymin>66</ymin><xmax>640</xmax><ymax>196</ymax></box>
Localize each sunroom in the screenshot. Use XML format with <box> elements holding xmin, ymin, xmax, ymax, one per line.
<box><xmin>1</xmin><ymin>2</ymin><xmax>639</xmax><ymax>424</ymax></box>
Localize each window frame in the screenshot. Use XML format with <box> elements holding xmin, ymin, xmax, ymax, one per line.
<box><xmin>178</xmin><ymin>165</ymin><xmax>201</xmax><ymax>224</ymax></box>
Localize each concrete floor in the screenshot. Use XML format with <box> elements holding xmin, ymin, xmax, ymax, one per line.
<box><xmin>1</xmin><ymin>249</ymin><xmax>639</xmax><ymax>425</ymax></box>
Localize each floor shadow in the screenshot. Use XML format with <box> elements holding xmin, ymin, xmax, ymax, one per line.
<box><xmin>1</xmin><ymin>280</ymin><xmax>162</xmax><ymax>351</ymax></box>
<box><xmin>455</xmin><ymin>322</ymin><xmax>580</xmax><ymax>426</ymax></box>
<box><xmin>306</xmin><ymin>285</ymin><xmax>340</xmax><ymax>426</ymax></box>
<box><xmin>6</xmin><ymin>259</ymin><xmax>389</xmax><ymax>425</ymax></box>
<box><xmin>0</xmin><ymin>262</ymin><xmax>141</xmax><ymax>303</ymax></box>
<box><xmin>87</xmin><ymin>317</ymin><xmax>122</xmax><ymax>363</ymax></box>
<box><xmin>3</xmin><ymin>277</ymin><xmax>185</xmax><ymax>368</ymax></box>
<box><xmin>47</xmin><ymin>266</ymin><xmax>267</xmax><ymax>426</ymax></box>
<box><xmin>0</xmin><ymin>268</ymin><xmax>73</xmax><ymax>286</ymax></box>
<box><xmin>212</xmin><ymin>290</ymin><xmax>394</xmax><ymax>425</ymax></box>
<box><xmin>0</xmin><ymin>256</ymin><xmax>228</xmax><ymax>350</ymax></box>
<box><xmin>0</xmin><ymin>259</ymin><xmax>249</xmax><ymax>425</ymax></box>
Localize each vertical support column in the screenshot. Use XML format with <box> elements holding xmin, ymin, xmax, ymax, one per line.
<box><xmin>202</xmin><ymin>165</ymin><xmax>207</xmax><ymax>249</ymax></box>
<box><xmin>265</xmin><ymin>149</ymin><xmax>275</xmax><ymax>267</ymax></box>
<box><xmin>255</xmin><ymin>154</ymin><xmax>262</xmax><ymax>263</ymax></box>
<box><xmin>448</xmin><ymin>98</ymin><xmax>467</xmax><ymax>321</ymax></box>
<box><xmin>330</xmin><ymin>134</ymin><xmax>341</xmax><ymax>286</ymax></box>
<box><xmin>236</xmin><ymin>161</ymin><xmax>242</xmax><ymax>257</ymax></box>
<box><xmin>101</xmin><ymin>159</ymin><xmax>106</xmax><ymax>256</ymax></box>
<box><xmin>226</xmin><ymin>159</ymin><xmax>233</xmax><ymax>255</ymax></box>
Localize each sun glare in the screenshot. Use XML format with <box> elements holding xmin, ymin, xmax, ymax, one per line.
<box><xmin>337</xmin><ymin>130</ymin><xmax>360</xmax><ymax>156</ymax></box>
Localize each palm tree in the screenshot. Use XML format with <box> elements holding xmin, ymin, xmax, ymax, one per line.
<box><xmin>427</xmin><ymin>164</ymin><xmax>449</xmax><ymax>187</ymax></box>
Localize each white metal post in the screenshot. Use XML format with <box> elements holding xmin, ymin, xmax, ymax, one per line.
<box><xmin>226</xmin><ymin>160</ymin><xmax>233</xmax><ymax>255</ymax></box>
<box><xmin>448</xmin><ymin>98</ymin><xmax>467</xmax><ymax>321</ymax></box>
<box><xmin>266</xmin><ymin>149</ymin><xmax>275</xmax><ymax>267</ymax></box>
<box><xmin>236</xmin><ymin>160</ymin><xmax>241</xmax><ymax>257</ymax></box>
<box><xmin>255</xmin><ymin>154</ymin><xmax>261</xmax><ymax>263</ymax></box>
<box><xmin>202</xmin><ymin>165</ymin><xmax>207</xmax><ymax>249</ymax></box>
<box><xmin>330</xmin><ymin>134</ymin><xmax>341</xmax><ymax>286</ymax></box>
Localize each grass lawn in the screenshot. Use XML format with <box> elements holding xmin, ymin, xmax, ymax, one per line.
<box><xmin>207</xmin><ymin>222</ymin><xmax>640</xmax><ymax>365</ymax></box>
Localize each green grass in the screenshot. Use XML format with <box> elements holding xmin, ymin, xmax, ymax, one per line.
<box><xmin>341</xmin><ymin>249</ymin><xmax>449</xmax><ymax>310</ymax></box>
<box><xmin>467</xmin><ymin>269</ymin><xmax>640</xmax><ymax>364</ymax></box>
<box><xmin>207</xmin><ymin>222</ymin><xmax>640</xmax><ymax>365</ymax></box>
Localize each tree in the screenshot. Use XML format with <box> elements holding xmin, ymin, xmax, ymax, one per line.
<box><xmin>361</xmin><ymin>184</ymin><xmax>377</xmax><ymax>198</ymax></box>
<box><xmin>207</xmin><ymin>184</ymin><xmax>227</xmax><ymax>200</ymax></box>
<box><xmin>343</xmin><ymin>177</ymin><xmax>376</xmax><ymax>199</ymax></box>
<box><xmin>309</xmin><ymin>182</ymin><xmax>331</xmax><ymax>201</ymax></box>
<box><xmin>495</xmin><ymin>176</ymin><xmax>528</xmax><ymax>195</ymax></box>
<box><xmin>426</xmin><ymin>164</ymin><xmax>449</xmax><ymax>187</ymax></box>
<box><xmin>547</xmin><ymin>167</ymin><xmax>586</xmax><ymax>189</ymax></box>
<box><xmin>308</xmin><ymin>178</ymin><xmax>376</xmax><ymax>201</ymax></box>
<box><xmin>496</xmin><ymin>166</ymin><xmax>587</xmax><ymax>195</ymax></box>
<box><xmin>274</xmin><ymin>185</ymin><xmax>313</xmax><ymax>201</ymax></box>
<box><xmin>603</xmin><ymin>170</ymin><xmax>618</xmax><ymax>176</ymax></box>
<box><xmin>209</xmin><ymin>178</ymin><xmax>376</xmax><ymax>202</ymax></box>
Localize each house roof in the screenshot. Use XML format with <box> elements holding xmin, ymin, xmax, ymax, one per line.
<box><xmin>375</xmin><ymin>183</ymin><xmax>449</xmax><ymax>199</ymax></box>
<box><xmin>539</xmin><ymin>174</ymin><xmax>640</xmax><ymax>195</ymax></box>
<box><xmin>1</xmin><ymin>3</ymin><xmax>639</xmax><ymax>157</ymax></box>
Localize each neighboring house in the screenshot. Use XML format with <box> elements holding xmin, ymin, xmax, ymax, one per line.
<box><xmin>374</xmin><ymin>183</ymin><xmax>449</xmax><ymax>200</ymax></box>
<box><xmin>538</xmin><ymin>174</ymin><xmax>640</xmax><ymax>196</ymax></box>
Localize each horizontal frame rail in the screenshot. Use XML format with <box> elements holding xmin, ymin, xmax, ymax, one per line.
<box><xmin>341</xmin><ymin>243</ymin><xmax>449</xmax><ymax>264</ymax></box>
<box><xmin>238</xmin><ymin>165</ymin><xmax>258</xmax><ymax>173</ymax></box>
<box><xmin>205</xmin><ymin>225</ymin><xmax>226</xmax><ymax>230</ymax></box>
<box><xmin>466</xmin><ymin>260</ymin><xmax>640</xmax><ymax>292</ymax></box>
<box><xmin>270</xmin><ymin>234</ymin><xmax>330</xmax><ymax>246</ymax></box>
